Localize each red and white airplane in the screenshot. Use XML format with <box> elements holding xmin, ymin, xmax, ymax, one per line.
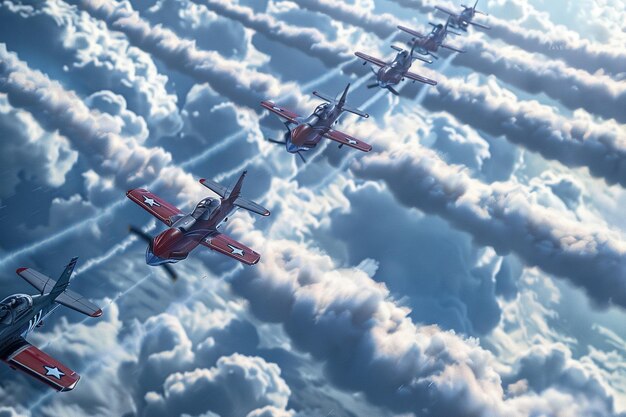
<box><xmin>0</xmin><ymin>258</ymin><xmax>102</xmax><ymax>391</ymax></box>
<box><xmin>261</xmin><ymin>84</ymin><xmax>372</xmax><ymax>162</ymax></box>
<box><xmin>127</xmin><ymin>171</ymin><xmax>269</xmax><ymax>274</ymax></box>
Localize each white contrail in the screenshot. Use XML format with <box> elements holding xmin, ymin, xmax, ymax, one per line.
<box><xmin>416</xmin><ymin>54</ymin><xmax>454</xmax><ymax>105</ymax></box>
<box><xmin>0</xmin><ymin>130</ymin><xmax>248</xmax><ymax>271</ymax></box>
<box><xmin>0</xmin><ymin>199</ymin><xmax>127</xmax><ymax>270</ymax></box>
<box><xmin>179</xmin><ymin>130</ymin><xmax>246</xmax><ymax>170</ymax></box>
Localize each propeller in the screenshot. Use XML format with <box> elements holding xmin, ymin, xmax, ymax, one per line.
<box><xmin>267</xmin><ymin>138</ymin><xmax>287</xmax><ymax>145</ymax></box>
<box><xmin>128</xmin><ymin>225</ymin><xmax>178</xmax><ymax>281</ymax></box>
<box><xmin>386</xmin><ymin>86</ymin><xmax>400</xmax><ymax>96</ymax></box>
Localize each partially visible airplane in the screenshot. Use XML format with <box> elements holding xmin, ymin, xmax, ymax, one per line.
<box><xmin>397</xmin><ymin>19</ymin><xmax>465</xmax><ymax>60</ymax></box>
<box><xmin>127</xmin><ymin>171</ymin><xmax>269</xmax><ymax>270</ymax></box>
<box><xmin>355</xmin><ymin>43</ymin><xmax>437</xmax><ymax>95</ymax></box>
<box><xmin>261</xmin><ymin>84</ymin><xmax>372</xmax><ymax>162</ymax></box>
<box><xmin>435</xmin><ymin>1</ymin><xmax>490</xmax><ymax>32</ymax></box>
<box><xmin>0</xmin><ymin>258</ymin><xmax>102</xmax><ymax>391</ymax></box>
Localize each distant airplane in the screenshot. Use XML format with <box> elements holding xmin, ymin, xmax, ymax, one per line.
<box><xmin>435</xmin><ymin>1</ymin><xmax>491</xmax><ymax>32</ymax></box>
<box><xmin>261</xmin><ymin>84</ymin><xmax>372</xmax><ymax>162</ymax></box>
<box><xmin>127</xmin><ymin>171</ymin><xmax>269</xmax><ymax>271</ymax></box>
<box><xmin>1</xmin><ymin>258</ymin><xmax>102</xmax><ymax>391</ymax></box>
<box><xmin>355</xmin><ymin>43</ymin><xmax>437</xmax><ymax>95</ymax></box>
<box><xmin>398</xmin><ymin>19</ymin><xmax>465</xmax><ymax>60</ymax></box>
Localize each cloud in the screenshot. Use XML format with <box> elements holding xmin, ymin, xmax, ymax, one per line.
<box><xmin>0</xmin><ymin>94</ymin><xmax>77</xmax><ymax>198</ymax></box>
<box><xmin>454</xmin><ymin>36</ymin><xmax>626</xmax><ymax>123</ymax></box>
<box><xmin>0</xmin><ymin>0</ymin><xmax>182</xmax><ymax>138</ymax></box>
<box><xmin>190</xmin><ymin>0</ymin><xmax>350</xmax><ymax>67</ymax></box>
<box><xmin>290</xmin><ymin>0</ymin><xmax>397</xmax><ymax>39</ymax></box>
<box><xmin>352</xmin><ymin>138</ymin><xmax>626</xmax><ymax>310</ymax></box>
<box><xmin>229</xmin><ymin>233</ymin><xmax>508</xmax><ymax>416</ymax></box>
<box><xmin>0</xmin><ymin>44</ymin><xmax>174</xmax><ymax>191</ymax></box>
<box><xmin>422</xmin><ymin>74</ymin><xmax>626</xmax><ymax>188</ymax></box>
<box><xmin>143</xmin><ymin>354</ymin><xmax>291</xmax><ymax>417</ymax></box>
<box><xmin>486</xmin><ymin>17</ymin><xmax>626</xmax><ymax>78</ymax></box>
<box><xmin>78</xmin><ymin>0</ymin><xmax>315</xmax><ymax>111</ymax></box>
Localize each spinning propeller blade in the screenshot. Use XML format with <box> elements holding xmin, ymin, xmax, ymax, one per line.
<box><xmin>128</xmin><ymin>225</ymin><xmax>178</xmax><ymax>281</ymax></box>
<box><xmin>387</xmin><ymin>86</ymin><xmax>400</xmax><ymax>96</ymax></box>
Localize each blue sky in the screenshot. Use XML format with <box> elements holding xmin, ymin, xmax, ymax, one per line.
<box><xmin>1</xmin><ymin>0</ymin><xmax>626</xmax><ymax>416</ymax></box>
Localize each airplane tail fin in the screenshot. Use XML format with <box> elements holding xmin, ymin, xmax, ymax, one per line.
<box><xmin>338</xmin><ymin>83</ymin><xmax>350</xmax><ymax>107</ymax></box>
<box><xmin>48</xmin><ymin>257</ymin><xmax>77</xmax><ymax>300</ymax></box>
<box><xmin>226</xmin><ymin>170</ymin><xmax>247</xmax><ymax>202</ymax></box>
<box><xmin>312</xmin><ymin>85</ymin><xmax>369</xmax><ymax>118</ymax></box>
<box><xmin>16</xmin><ymin>259</ymin><xmax>103</xmax><ymax>317</ymax></box>
<box><xmin>201</xmin><ymin>172</ymin><xmax>270</xmax><ymax>217</ymax></box>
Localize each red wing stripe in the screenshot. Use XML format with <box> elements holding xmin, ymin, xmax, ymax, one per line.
<box><xmin>324</xmin><ymin>130</ymin><xmax>372</xmax><ymax>152</ymax></box>
<box><xmin>126</xmin><ymin>189</ymin><xmax>183</xmax><ymax>226</ymax></box>
<box><xmin>5</xmin><ymin>344</ymin><xmax>80</xmax><ymax>392</ymax></box>
<box><xmin>200</xmin><ymin>234</ymin><xmax>261</xmax><ymax>265</ymax></box>
<box><xmin>354</xmin><ymin>52</ymin><xmax>387</xmax><ymax>68</ymax></box>
<box><xmin>260</xmin><ymin>101</ymin><xmax>300</xmax><ymax>123</ymax></box>
<box><xmin>405</xmin><ymin>72</ymin><xmax>438</xmax><ymax>86</ymax></box>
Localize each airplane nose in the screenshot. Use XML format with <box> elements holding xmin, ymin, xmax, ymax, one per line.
<box><xmin>146</xmin><ymin>248</ymin><xmax>164</xmax><ymax>266</ymax></box>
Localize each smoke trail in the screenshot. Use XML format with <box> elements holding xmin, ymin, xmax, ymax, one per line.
<box><xmin>416</xmin><ymin>54</ymin><xmax>454</xmax><ymax>104</ymax></box>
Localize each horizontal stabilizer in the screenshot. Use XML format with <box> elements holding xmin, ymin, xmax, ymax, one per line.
<box><xmin>199</xmin><ymin>178</ymin><xmax>228</xmax><ymax>198</ymax></box>
<box><xmin>312</xmin><ymin>90</ymin><xmax>336</xmax><ymax>103</ymax></box>
<box><xmin>341</xmin><ymin>105</ymin><xmax>369</xmax><ymax>118</ymax></box>
<box><xmin>16</xmin><ymin>267</ymin><xmax>102</xmax><ymax>317</ymax></box>
<box><xmin>234</xmin><ymin>196</ymin><xmax>270</xmax><ymax>217</ymax></box>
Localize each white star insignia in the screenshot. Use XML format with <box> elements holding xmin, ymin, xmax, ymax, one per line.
<box><xmin>143</xmin><ymin>196</ymin><xmax>160</xmax><ymax>207</ymax></box>
<box><xmin>227</xmin><ymin>244</ymin><xmax>245</xmax><ymax>257</ymax></box>
<box><xmin>44</xmin><ymin>366</ymin><xmax>65</xmax><ymax>380</ymax></box>
<box><xmin>348</xmin><ymin>139</ymin><xmax>357</xmax><ymax>145</ymax></box>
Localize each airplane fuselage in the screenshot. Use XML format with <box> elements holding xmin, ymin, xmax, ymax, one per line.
<box><xmin>146</xmin><ymin>198</ymin><xmax>235</xmax><ymax>265</ymax></box>
<box><xmin>414</xmin><ymin>25</ymin><xmax>447</xmax><ymax>55</ymax></box>
<box><xmin>0</xmin><ymin>295</ymin><xmax>55</xmax><ymax>357</ymax></box>
<box><xmin>284</xmin><ymin>103</ymin><xmax>342</xmax><ymax>153</ymax></box>
<box><xmin>376</xmin><ymin>52</ymin><xmax>412</xmax><ymax>87</ymax></box>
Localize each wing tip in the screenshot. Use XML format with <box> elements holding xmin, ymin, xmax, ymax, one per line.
<box><xmin>199</xmin><ymin>178</ymin><xmax>206</xmax><ymax>184</ymax></box>
<box><xmin>91</xmin><ymin>309</ymin><xmax>103</xmax><ymax>318</ymax></box>
<box><xmin>16</xmin><ymin>267</ymin><xmax>28</xmax><ymax>274</ymax></box>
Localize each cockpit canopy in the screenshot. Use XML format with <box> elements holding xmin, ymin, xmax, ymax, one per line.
<box><xmin>0</xmin><ymin>294</ymin><xmax>33</xmax><ymax>325</ymax></box>
<box><xmin>192</xmin><ymin>197</ymin><xmax>221</xmax><ymax>220</ymax></box>
<box><xmin>313</xmin><ymin>103</ymin><xmax>329</xmax><ymax>117</ymax></box>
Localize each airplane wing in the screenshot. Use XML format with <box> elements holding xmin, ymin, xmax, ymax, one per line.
<box><xmin>126</xmin><ymin>189</ymin><xmax>183</xmax><ymax>227</ymax></box>
<box><xmin>260</xmin><ymin>101</ymin><xmax>301</xmax><ymax>124</ymax></box>
<box><xmin>441</xmin><ymin>43</ymin><xmax>465</xmax><ymax>53</ymax></box>
<box><xmin>16</xmin><ymin>268</ymin><xmax>102</xmax><ymax>317</ymax></box>
<box><xmin>469</xmin><ymin>20</ymin><xmax>491</xmax><ymax>30</ymax></box>
<box><xmin>324</xmin><ymin>129</ymin><xmax>373</xmax><ymax>152</ymax></box>
<box><xmin>199</xmin><ymin>178</ymin><xmax>228</xmax><ymax>198</ymax></box>
<box><xmin>404</xmin><ymin>71</ymin><xmax>438</xmax><ymax>86</ymax></box>
<box><xmin>354</xmin><ymin>52</ymin><xmax>388</xmax><ymax>68</ymax></box>
<box><xmin>201</xmin><ymin>233</ymin><xmax>261</xmax><ymax>265</ymax></box>
<box><xmin>397</xmin><ymin>25</ymin><xmax>426</xmax><ymax>39</ymax></box>
<box><xmin>434</xmin><ymin>6</ymin><xmax>458</xmax><ymax>17</ymax></box>
<box><xmin>3</xmin><ymin>340</ymin><xmax>80</xmax><ymax>391</ymax></box>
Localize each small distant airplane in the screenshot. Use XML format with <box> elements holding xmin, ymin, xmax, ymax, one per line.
<box><xmin>127</xmin><ymin>171</ymin><xmax>269</xmax><ymax>272</ymax></box>
<box><xmin>1</xmin><ymin>258</ymin><xmax>102</xmax><ymax>391</ymax></box>
<box><xmin>397</xmin><ymin>19</ymin><xmax>465</xmax><ymax>60</ymax></box>
<box><xmin>261</xmin><ymin>84</ymin><xmax>372</xmax><ymax>162</ymax></box>
<box><xmin>355</xmin><ymin>43</ymin><xmax>437</xmax><ymax>95</ymax></box>
<box><xmin>435</xmin><ymin>1</ymin><xmax>490</xmax><ymax>32</ymax></box>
